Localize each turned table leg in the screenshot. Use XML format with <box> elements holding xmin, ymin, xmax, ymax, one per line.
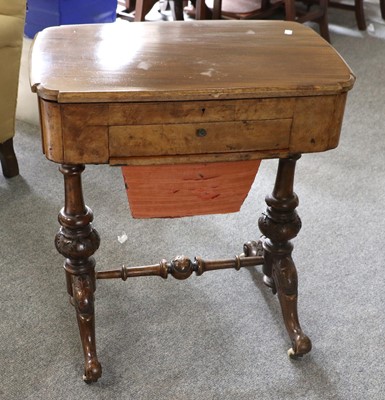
<box><xmin>258</xmin><ymin>155</ymin><xmax>312</xmax><ymax>357</ymax></box>
<box><xmin>54</xmin><ymin>164</ymin><xmax>102</xmax><ymax>382</ymax></box>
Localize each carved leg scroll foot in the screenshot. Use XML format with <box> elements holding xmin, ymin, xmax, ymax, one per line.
<box><xmin>268</xmin><ymin>249</ymin><xmax>311</xmax><ymax>358</ymax></box>
<box><xmin>258</xmin><ymin>155</ymin><xmax>312</xmax><ymax>358</ymax></box>
<box><xmin>72</xmin><ymin>273</ymin><xmax>102</xmax><ymax>383</ymax></box>
<box><xmin>55</xmin><ymin>164</ymin><xmax>102</xmax><ymax>382</ymax></box>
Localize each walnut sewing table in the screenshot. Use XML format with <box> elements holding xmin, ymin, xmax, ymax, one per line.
<box><xmin>30</xmin><ymin>20</ymin><xmax>355</xmax><ymax>382</ymax></box>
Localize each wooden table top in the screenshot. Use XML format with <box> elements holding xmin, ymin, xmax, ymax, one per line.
<box><xmin>30</xmin><ymin>20</ymin><xmax>355</xmax><ymax>104</ymax></box>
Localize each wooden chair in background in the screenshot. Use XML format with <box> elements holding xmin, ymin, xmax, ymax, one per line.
<box><xmin>126</xmin><ymin>0</ymin><xmax>330</xmax><ymax>43</ymax></box>
<box><xmin>328</xmin><ymin>0</ymin><xmax>366</xmax><ymax>30</ymax></box>
<box><xmin>134</xmin><ymin>0</ymin><xmax>185</xmax><ymax>20</ymax></box>
<box><xmin>195</xmin><ymin>0</ymin><xmax>330</xmax><ymax>42</ymax></box>
<box><xmin>124</xmin><ymin>0</ymin><xmax>385</xmax><ymax>39</ymax></box>
<box><xmin>328</xmin><ymin>0</ymin><xmax>385</xmax><ymax>31</ymax></box>
<box><xmin>196</xmin><ymin>0</ymin><xmax>283</xmax><ymax>20</ymax></box>
<box><xmin>118</xmin><ymin>0</ymin><xmax>185</xmax><ymax>21</ymax></box>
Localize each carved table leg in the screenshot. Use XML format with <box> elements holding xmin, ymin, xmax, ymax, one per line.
<box><xmin>258</xmin><ymin>155</ymin><xmax>312</xmax><ymax>358</ymax></box>
<box><xmin>55</xmin><ymin>164</ymin><xmax>102</xmax><ymax>382</ymax></box>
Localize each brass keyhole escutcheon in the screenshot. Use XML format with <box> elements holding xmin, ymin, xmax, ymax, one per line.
<box><xmin>196</xmin><ymin>128</ymin><xmax>207</xmax><ymax>137</ymax></box>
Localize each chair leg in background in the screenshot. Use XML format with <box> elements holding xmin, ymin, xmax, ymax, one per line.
<box><xmin>355</xmin><ymin>0</ymin><xmax>367</xmax><ymax>30</ymax></box>
<box><xmin>0</xmin><ymin>138</ymin><xmax>19</xmax><ymax>178</ymax></box>
<box><xmin>381</xmin><ymin>0</ymin><xmax>385</xmax><ymax>19</ymax></box>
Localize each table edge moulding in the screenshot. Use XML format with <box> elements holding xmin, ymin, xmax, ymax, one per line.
<box><xmin>30</xmin><ymin>20</ymin><xmax>355</xmax><ymax>383</ymax></box>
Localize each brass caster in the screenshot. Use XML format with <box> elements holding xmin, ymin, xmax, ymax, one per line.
<box><xmin>83</xmin><ymin>373</ymin><xmax>99</xmax><ymax>384</ymax></box>
<box><xmin>83</xmin><ymin>375</ymin><xmax>93</xmax><ymax>384</ymax></box>
<box><xmin>287</xmin><ymin>347</ymin><xmax>303</xmax><ymax>360</ymax></box>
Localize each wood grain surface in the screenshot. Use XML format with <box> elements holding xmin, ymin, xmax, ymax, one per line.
<box><xmin>30</xmin><ymin>20</ymin><xmax>354</xmax><ymax>103</ymax></box>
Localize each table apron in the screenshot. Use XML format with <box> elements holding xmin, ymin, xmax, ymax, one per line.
<box><xmin>38</xmin><ymin>93</ymin><xmax>347</xmax><ymax>165</ymax></box>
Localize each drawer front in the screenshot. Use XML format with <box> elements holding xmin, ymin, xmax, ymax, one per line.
<box><xmin>109</xmin><ymin>98</ymin><xmax>295</xmax><ymax>125</ymax></box>
<box><xmin>109</xmin><ymin>119</ymin><xmax>292</xmax><ymax>157</ymax></box>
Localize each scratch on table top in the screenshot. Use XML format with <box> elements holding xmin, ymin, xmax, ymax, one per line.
<box><xmin>201</xmin><ymin>68</ymin><xmax>215</xmax><ymax>77</ymax></box>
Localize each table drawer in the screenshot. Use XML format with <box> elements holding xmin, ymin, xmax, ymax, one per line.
<box><xmin>109</xmin><ymin>119</ymin><xmax>291</xmax><ymax>158</ymax></box>
<box><xmin>109</xmin><ymin>98</ymin><xmax>295</xmax><ymax>125</ymax></box>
